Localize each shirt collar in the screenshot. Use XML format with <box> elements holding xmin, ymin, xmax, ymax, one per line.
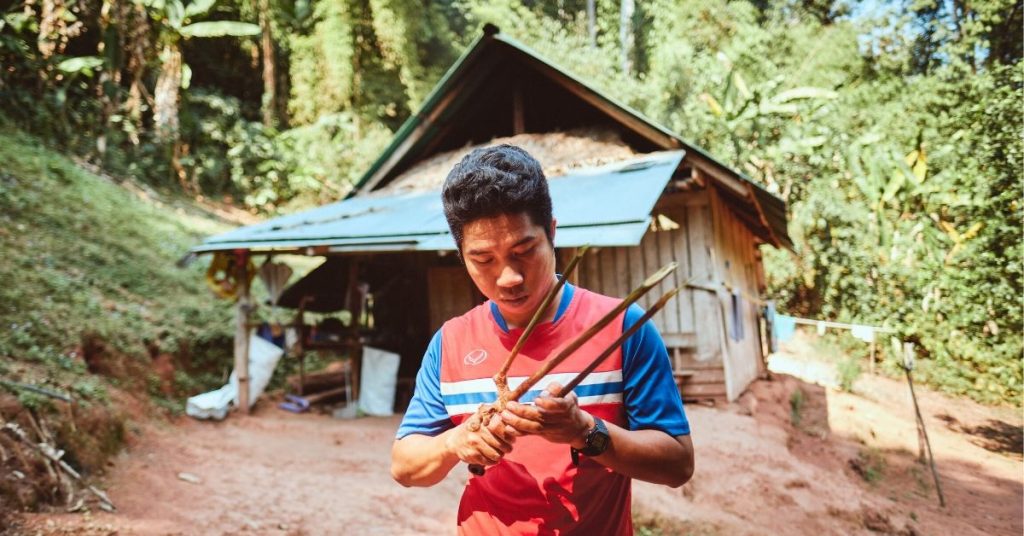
<box><xmin>490</xmin><ymin>279</ymin><xmax>575</xmax><ymax>333</ymax></box>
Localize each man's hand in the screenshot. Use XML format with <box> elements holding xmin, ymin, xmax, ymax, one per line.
<box><xmin>445</xmin><ymin>411</ymin><xmax>515</xmax><ymax>466</ymax></box>
<box><xmin>500</xmin><ymin>382</ymin><xmax>593</xmax><ymax>448</ymax></box>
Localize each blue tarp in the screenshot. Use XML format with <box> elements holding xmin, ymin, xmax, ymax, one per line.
<box><xmin>193</xmin><ymin>151</ymin><xmax>685</xmax><ymax>254</ymax></box>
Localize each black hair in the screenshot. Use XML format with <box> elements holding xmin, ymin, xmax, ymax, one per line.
<box><xmin>441</xmin><ymin>144</ymin><xmax>553</xmax><ymax>252</ymax></box>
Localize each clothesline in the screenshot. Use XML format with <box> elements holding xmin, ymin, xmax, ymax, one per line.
<box><xmin>788</xmin><ymin>317</ymin><xmax>897</xmax><ymax>334</ymax></box>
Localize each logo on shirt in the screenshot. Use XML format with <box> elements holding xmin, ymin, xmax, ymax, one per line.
<box><xmin>463</xmin><ymin>349</ymin><xmax>488</xmax><ymax>365</ymax></box>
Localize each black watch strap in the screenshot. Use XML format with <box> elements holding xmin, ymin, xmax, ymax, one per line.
<box><xmin>571</xmin><ymin>416</ymin><xmax>610</xmax><ymax>466</ymax></box>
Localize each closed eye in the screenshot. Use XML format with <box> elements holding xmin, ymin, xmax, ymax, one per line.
<box><xmin>514</xmin><ymin>246</ymin><xmax>536</xmax><ymax>258</ymax></box>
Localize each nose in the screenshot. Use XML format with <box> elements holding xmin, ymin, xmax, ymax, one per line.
<box><xmin>496</xmin><ymin>264</ymin><xmax>524</xmax><ymax>289</ymax></box>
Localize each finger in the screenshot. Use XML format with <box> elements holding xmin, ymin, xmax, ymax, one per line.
<box><xmin>480</xmin><ymin>424</ymin><xmax>514</xmax><ymax>453</ymax></box>
<box><xmin>534</xmin><ymin>395</ymin><xmax>571</xmax><ymax>412</ymax></box>
<box><xmin>544</xmin><ymin>382</ymin><xmax>563</xmax><ymax>396</ymax></box>
<box><xmin>487</xmin><ymin>414</ymin><xmax>517</xmax><ymax>444</ymax></box>
<box><xmin>506</xmin><ymin>401</ymin><xmax>544</xmax><ymax>421</ymax></box>
<box><xmin>500</xmin><ymin>408</ymin><xmax>544</xmax><ymax>434</ymax></box>
<box><xmin>472</xmin><ymin>439</ymin><xmax>505</xmax><ymax>464</ymax></box>
<box><xmin>465</xmin><ymin>413</ymin><xmax>482</xmax><ymax>432</ymax></box>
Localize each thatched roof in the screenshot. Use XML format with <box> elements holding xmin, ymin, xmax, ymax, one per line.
<box><xmin>375</xmin><ymin>128</ymin><xmax>637</xmax><ymax>195</ymax></box>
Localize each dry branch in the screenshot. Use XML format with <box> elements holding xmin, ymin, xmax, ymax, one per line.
<box><xmin>1</xmin><ymin>421</ymin><xmax>116</xmax><ymax>512</ymax></box>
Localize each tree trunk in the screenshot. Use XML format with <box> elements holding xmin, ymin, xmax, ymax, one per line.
<box><xmin>153</xmin><ymin>43</ymin><xmax>182</xmax><ymax>142</ymax></box>
<box><xmin>259</xmin><ymin>0</ymin><xmax>278</xmax><ymax>128</ymax></box>
<box><xmin>97</xmin><ymin>0</ymin><xmax>125</xmax><ymax>159</ymax></box>
<box><xmin>619</xmin><ymin>0</ymin><xmax>635</xmax><ymax>75</ymax></box>
<box><xmin>124</xmin><ymin>3</ymin><xmax>151</xmax><ymax>144</ymax></box>
<box><xmin>587</xmin><ymin>0</ymin><xmax>597</xmax><ymax>50</ymax></box>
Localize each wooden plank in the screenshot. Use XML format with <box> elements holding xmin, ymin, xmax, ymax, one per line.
<box><xmin>688</xmin><ymin>203</ymin><xmax>720</xmax><ymax>363</ymax></box>
<box><xmin>233</xmin><ymin>263</ymin><xmax>252</xmax><ymax>414</ymax></box>
<box><xmin>675</xmin><ymin>352</ymin><xmax>723</xmax><ymax>369</ymax></box>
<box><xmin>641</xmin><ymin>231</ymin><xmax>664</xmax><ymax>333</ymax></box>
<box><xmin>512</xmin><ymin>85</ymin><xmax>525</xmax><ymax>134</ymax></box>
<box><xmin>672</xmin><ymin>209</ymin><xmax>695</xmax><ymax>334</ymax></box>
<box><xmin>662</xmin><ymin>333</ymin><xmax>697</xmax><ymax>349</ymax></box>
<box><xmin>678</xmin><ymin>383</ymin><xmax>728</xmax><ymax>397</ymax></box>
<box><xmin>614</xmin><ymin>247</ymin><xmax>630</xmax><ymax>300</ymax></box>
<box><xmin>628</xmin><ymin>240</ymin><xmax>647</xmax><ymax>310</ymax></box>
<box><xmin>678</xmin><ymin>368</ymin><xmax>727</xmax><ymax>384</ymax></box>
<box><xmin>538</xmin><ymin>63</ymin><xmax>680</xmax><ymax>149</ymax></box>
<box><xmin>656</xmin><ymin>226</ymin><xmax>679</xmax><ymax>334</ymax></box>
<box><xmin>600</xmin><ymin>247</ymin><xmax>618</xmax><ymax>297</ymax></box>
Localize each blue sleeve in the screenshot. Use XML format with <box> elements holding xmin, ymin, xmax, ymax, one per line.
<box><xmin>621</xmin><ymin>304</ymin><xmax>691</xmax><ymax>436</ymax></box>
<box><xmin>396</xmin><ymin>330</ymin><xmax>453</xmax><ymax>439</ymax></box>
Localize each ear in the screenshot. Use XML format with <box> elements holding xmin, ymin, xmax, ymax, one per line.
<box><xmin>549</xmin><ymin>217</ymin><xmax>557</xmax><ymax>244</ymax></box>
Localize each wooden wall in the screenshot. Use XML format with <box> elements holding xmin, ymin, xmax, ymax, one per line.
<box><xmin>708</xmin><ymin>187</ymin><xmax>767</xmax><ymax>401</ymax></box>
<box><xmin>420</xmin><ymin>186</ymin><xmax>768</xmax><ymax>402</ymax></box>
<box><xmin>427</xmin><ymin>265</ymin><xmax>482</xmax><ymax>332</ymax></box>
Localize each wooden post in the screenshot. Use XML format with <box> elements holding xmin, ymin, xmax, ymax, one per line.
<box><xmin>345</xmin><ymin>258</ymin><xmax>362</xmax><ymax>403</ymax></box>
<box><xmin>869</xmin><ymin>339</ymin><xmax>876</xmax><ymax>376</ymax></box>
<box><xmin>512</xmin><ymin>85</ymin><xmax>525</xmax><ymax>135</ymax></box>
<box><xmin>234</xmin><ymin>253</ymin><xmax>252</xmax><ymax>414</ymax></box>
<box><xmin>902</xmin><ymin>343</ymin><xmax>946</xmax><ymax>507</ymax></box>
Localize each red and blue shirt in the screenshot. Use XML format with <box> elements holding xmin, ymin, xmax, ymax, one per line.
<box><xmin>397</xmin><ymin>283</ymin><xmax>690</xmax><ymax>535</ymax></box>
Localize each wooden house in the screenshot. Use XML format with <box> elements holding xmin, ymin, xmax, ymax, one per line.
<box><xmin>193</xmin><ymin>25</ymin><xmax>792</xmax><ymax>410</ymax></box>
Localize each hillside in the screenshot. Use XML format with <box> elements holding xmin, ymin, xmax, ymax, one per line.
<box><xmin>0</xmin><ymin>120</ymin><xmax>238</xmax><ymax>515</ymax></box>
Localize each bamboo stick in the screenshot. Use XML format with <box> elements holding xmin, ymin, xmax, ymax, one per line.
<box><xmin>558</xmin><ymin>287</ymin><xmax>680</xmax><ymax>396</ymax></box>
<box><xmin>467</xmin><ymin>262</ymin><xmax>678</xmax><ymax>476</ymax></box>
<box><xmin>503</xmin><ymin>262</ymin><xmax>677</xmax><ymax>404</ymax></box>
<box><xmin>493</xmin><ymin>246</ymin><xmax>589</xmax><ymax>394</ymax></box>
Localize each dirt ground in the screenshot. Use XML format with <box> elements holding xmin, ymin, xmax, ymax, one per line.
<box><xmin>11</xmin><ymin>335</ymin><xmax>1023</xmax><ymax>535</ymax></box>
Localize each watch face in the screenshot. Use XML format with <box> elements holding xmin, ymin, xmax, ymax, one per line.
<box><xmin>591</xmin><ymin>433</ymin><xmax>609</xmax><ymax>451</ymax></box>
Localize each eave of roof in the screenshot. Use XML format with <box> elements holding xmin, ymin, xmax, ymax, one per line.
<box><xmin>194</xmin><ymin>151</ymin><xmax>685</xmax><ymax>255</ymax></box>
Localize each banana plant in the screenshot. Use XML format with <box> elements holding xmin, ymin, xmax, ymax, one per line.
<box><xmin>144</xmin><ymin>0</ymin><xmax>260</xmax><ymax>141</ymax></box>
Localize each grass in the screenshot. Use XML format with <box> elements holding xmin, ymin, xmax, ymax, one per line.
<box><xmin>789</xmin><ymin>388</ymin><xmax>806</xmax><ymax>427</ymax></box>
<box><xmin>0</xmin><ymin>118</ymin><xmax>235</xmax><ymax>396</ymax></box>
<box><xmin>850</xmin><ymin>447</ymin><xmax>887</xmax><ymax>485</ymax></box>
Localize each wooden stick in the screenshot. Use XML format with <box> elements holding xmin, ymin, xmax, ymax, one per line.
<box><xmin>558</xmin><ymin>287</ymin><xmax>681</xmax><ymax>396</ymax></box>
<box><xmin>493</xmin><ymin>246</ymin><xmax>589</xmax><ymax>394</ymax></box>
<box><xmin>1</xmin><ymin>421</ymin><xmax>116</xmax><ymax>511</ymax></box>
<box><xmin>503</xmin><ymin>262</ymin><xmax>677</xmax><ymax>404</ymax></box>
<box><xmin>468</xmin><ymin>264</ymin><xmax>678</xmax><ymax>476</ymax></box>
<box><xmin>902</xmin><ymin>343</ymin><xmax>945</xmax><ymax>507</ymax></box>
<box><xmin>0</xmin><ymin>380</ymin><xmax>73</xmax><ymax>403</ymax></box>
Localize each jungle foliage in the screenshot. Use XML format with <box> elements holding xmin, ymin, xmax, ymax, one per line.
<box><xmin>0</xmin><ymin>0</ymin><xmax>1020</xmax><ymax>404</ymax></box>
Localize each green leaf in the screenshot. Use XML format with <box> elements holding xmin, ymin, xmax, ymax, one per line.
<box><xmin>772</xmin><ymin>87</ymin><xmax>838</xmax><ymax>103</ymax></box>
<box><xmin>179</xmin><ymin>21</ymin><xmax>260</xmax><ymax>38</ymax></box>
<box><xmin>700</xmin><ymin>93</ymin><xmax>723</xmax><ymax>117</ymax></box>
<box><xmin>56</xmin><ymin>56</ymin><xmax>104</xmax><ymax>75</ymax></box>
<box><xmin>166</xmin><ymin>0</ymin><xmax>185</xmax><ymax>29</ymax></box>
<box><xmin>181</xmin><ymin>62</ymin><xmax>192</xmax><ymax>89</ymax></box>
<box><xmin>184</xmin><ymin>0</ymin><xmax>217</xmax><ymax>19</ymax></box>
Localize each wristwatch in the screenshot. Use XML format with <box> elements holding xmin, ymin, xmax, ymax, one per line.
<box><xmin>571</xmin><ymin>416</ymin><xmax>610</xmax><ymax>466</ymax></box>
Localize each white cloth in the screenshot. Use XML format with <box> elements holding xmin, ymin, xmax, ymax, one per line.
<box><xmin>186</xmin><ymin>332</ymin><xmax>284</xmax><ymax>420</ymax></box>
<box><xmin>358</xmin><ymin>346</ymin><xmax>400</xmax><ymax>416</ymax></box>
<box><xmin>851</xmin><ymin>325</ymin><xmax>875</xmax><ymax>343</ymax></box>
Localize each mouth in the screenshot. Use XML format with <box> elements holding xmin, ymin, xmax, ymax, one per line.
<box><xmin>500</xmin><ymin>295</ymin><xmax>529</xmax><ymax>307</ymax></box>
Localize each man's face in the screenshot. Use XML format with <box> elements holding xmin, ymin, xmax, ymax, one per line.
<box><xmin>460</xmin><ymin>212</ymin><xmax>557</xmax><ymax>328</ymax></box>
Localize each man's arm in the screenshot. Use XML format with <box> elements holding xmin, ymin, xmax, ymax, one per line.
<box><xmin>392</xmin><ymin>413</ymin><xmax>513</xmax><ymax>487</ymax></box>
<box><xmin>390</xmin><ymin>330</ymin><xmax>515</xmax><ymax>487</ymax></box>
<box><xmin>501</xmin><ymin>387</ymin><xmax>694</xmax><ymax>487</ymax></box>
<box><xmin>500</xmin><ymin>304</ymin><xmax>694</xmax><ymax>487</ymax></box>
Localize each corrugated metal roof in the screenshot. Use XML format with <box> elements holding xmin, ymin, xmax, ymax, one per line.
<box><xmin>192</xmin><ymin>151</ymin><xmax>684</xmax><ymax>254</ymax></box>
<box><xmin>347</xmin><ymin>25</ymin><xmax>791</xmax><ymax>250</ymax></box>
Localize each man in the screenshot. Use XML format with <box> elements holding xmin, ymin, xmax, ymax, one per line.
<box><xmin>391</xmin><ymin>145</ymin><xmax>694</xmax><ymax>534</ymax></box>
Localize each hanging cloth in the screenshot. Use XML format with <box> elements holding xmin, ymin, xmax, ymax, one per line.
<box><xmin>773</xmin><ymin>315</ymin><xmax>797</xmax><ymax>344</ymax></box>
<box><xmin>851</xmin><ymin>324</ymin><xmax>876</xmax><ymax>343</ymax></box>
<box><xmin>205</xmin><ymin>251</ymin><xmax>255</xmax><ymax>300</ymax></box>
